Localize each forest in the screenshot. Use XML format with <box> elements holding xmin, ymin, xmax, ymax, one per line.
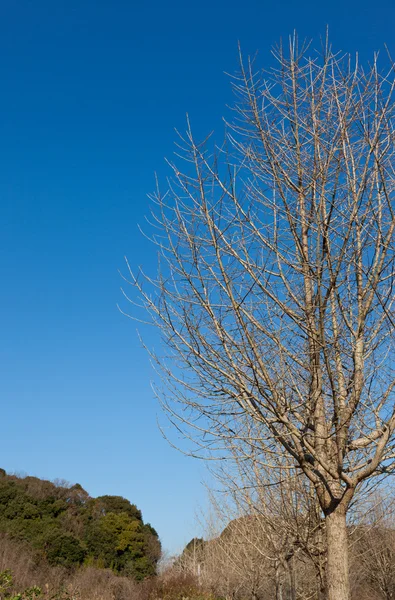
<box><xmin>0</xmin><ymin>469</ymin><xmax>162</xmax><ymax>598</ymax></box>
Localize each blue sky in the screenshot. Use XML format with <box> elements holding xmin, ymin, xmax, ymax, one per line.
<box><xmin>1</xmin><ymin>0</ymin><xmax>394</xmax><ymax>554</ymax></box>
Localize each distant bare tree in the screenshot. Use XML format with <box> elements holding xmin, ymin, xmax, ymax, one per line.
<box><xmin>349</xmin><ymin>493</ymin><xmax>395</xmax><ymax>600</ymax></box>
<box><xmin>201</xmin><ymin>508</ymin><xmax>277</xmax><ymax>600</ymax></box>
<box><xmin>126</xmin><ymin>35</ymin><xmax>395</xmax><ymax>600</ymax></box>
<box><xmin>210</xmin><ymin>454</ymin><xmax>327</xmax><ymax>600</ymax></box>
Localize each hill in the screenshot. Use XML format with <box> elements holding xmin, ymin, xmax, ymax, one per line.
<box><xmin>0</xmin><ymin>469</ymin><xmax>161</xmax><ymax>581</ymax></box>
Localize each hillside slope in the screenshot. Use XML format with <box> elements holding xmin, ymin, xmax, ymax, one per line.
<box><xmin>0</xmin><ymin>470</ymin><xmax>160</xmax><ymax>581</ymax></box>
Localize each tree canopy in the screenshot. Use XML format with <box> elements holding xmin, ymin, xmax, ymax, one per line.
<box><xmin>129</xmin><ymin>36</ymin><xmax>395</xmax><ymax>600</ymax></box>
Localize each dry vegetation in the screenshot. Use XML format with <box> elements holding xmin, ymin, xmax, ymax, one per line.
<box><xmin>171</xmin><ymin>501</ymin><xmax>395</xmax><ymax>600</ymax></box>
<box><xmin>0</xmin><ymin>535</ymin><xmax>144</xmax><ymax>600</ymax></box>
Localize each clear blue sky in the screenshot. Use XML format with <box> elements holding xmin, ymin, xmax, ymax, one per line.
<box><xmin>0</xmin><ymin>0</ymin><xmax>394</xmax><ymax>554</ymax></box>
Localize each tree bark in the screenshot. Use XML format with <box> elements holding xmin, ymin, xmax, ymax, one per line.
<box><xmin>325</xmin><ymin>508</ymin><xmax>350</xmax><ymax>600</ymax></box>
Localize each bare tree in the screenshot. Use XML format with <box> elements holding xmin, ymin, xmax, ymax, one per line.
<box><xmin>200</xmin><ymin>508</ymin><xmax>278</xmax><ymax>600</ymax></box>
<box><xmin>348</xmin><ymin>493</ymin><xmax>395</xmax><ymax>599</ymax></box>
<box><xmin>201</xmin><ymin>470</ymin><xmax>321</xmax><ymax>600</ymax></box>
<box><xmin>354</xmin><ymin>527</ymin><xmax>395</xmax><ymax>599</ymax></box>
<box><xmin>175</xmin><ymin>458</ymin><xmax>326</xmax><ymax>600</ymax></box>
<box><xmin>124</xmin><ymin>35</ymin><xmax>395</xmax><ymax>600</ymax></box>
<box><xmin>210</xmin><ymin>453</ymin><xmax>327</xmax><ymax>600</ymax></box>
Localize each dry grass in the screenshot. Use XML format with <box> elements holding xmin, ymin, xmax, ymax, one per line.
<box><xmin>0</xmin><ymin>535</ymin><xmax>149</xmax><ymax>600</ymax></box>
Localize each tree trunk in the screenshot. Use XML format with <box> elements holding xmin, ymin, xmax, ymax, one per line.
<box><xmin>325</xmin><ymin>508</ymin><xmax>350</xmax><ymax>600</ymax></box>
<box><xmin>275</xmin><ymin>562</ymin><xmax>283</xmax><ymax>600</ymax></box>
<box><xmin>286</xmin><ymin>555</ymin><xmax>296</xmax><ymax>600</ymax></box>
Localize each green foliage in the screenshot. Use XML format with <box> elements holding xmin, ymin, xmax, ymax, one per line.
<box><xmin>95</xmin><ymin>496</ymin><xmax>142</xmax><ymax>520</ymax></box>
<box><xmin>0</xmin><ymin>570</ymin><xmax>42</xmax><ymax>600</ymax></box>
<box><xmin>0</xmin><ymin>569</ymin><xmax>13</xmax><ymax>594</ymax></box>
<box><xmin>9</xmin><ymin>585</ymin><xmax>42</xmax><ymax>600</ymax></box>
<box><xmin>43</xmin><ymin>531</ymin><xmax>86</xmax><ymax>567</ymax></box>
<box><xmin>0</xmin><ymin>472</ymin><xmax>161</xmax><ymax>580</ymax></box>
<box><xmin>85</xmin><ymin>511</ymin><xmax>157</xmax><ymax>578</ymax></box>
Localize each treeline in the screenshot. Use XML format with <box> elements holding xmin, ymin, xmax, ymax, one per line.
<box><xmin>4</xmin><ymin>471</ymin><xmax>395</xmax><ymax>600</ymax></box>
<box><xmin>172</xmin><ymin>515</ymin><xmax>395</xmax><ymax>600</ymax></box>
<box><xmin>0</xmin><ymin>470</ymin><xmax>160</xmax><ymax>581</ymax></box>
